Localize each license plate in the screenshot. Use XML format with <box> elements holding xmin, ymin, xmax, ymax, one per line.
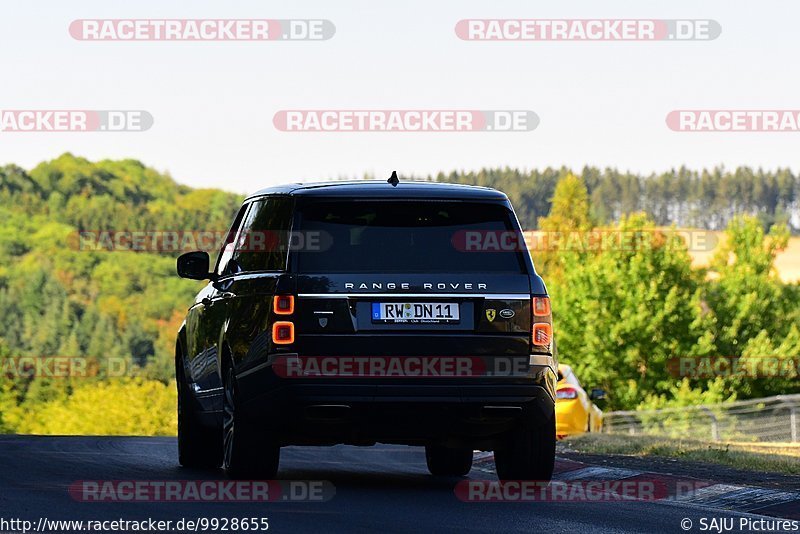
<box><xmin>371</xmin><ymin>302</ymin><xmax>460</xmax><ymax>324</ymax></box>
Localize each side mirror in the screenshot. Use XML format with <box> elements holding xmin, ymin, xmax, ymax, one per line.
<box><xmin>177</xmin><ymin>251</ymin><xmax>215</xmax><ymax>281</ymax></box>
<box><xmin>589</xmin><ymin>388</ymin><xmax>607</xmax><ymax>401</ymax></box>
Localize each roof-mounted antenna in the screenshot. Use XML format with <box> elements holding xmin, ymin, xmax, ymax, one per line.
<box><xmin>387</xmin><ymin>170</ymin><xmax>399</xmax><ymax>187</ymax></box>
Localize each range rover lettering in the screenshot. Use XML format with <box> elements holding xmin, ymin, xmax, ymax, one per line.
<box><xmin>175</xmin><ymin>177</ymin><xmax>557</xmax><ymax>480</ymax></box>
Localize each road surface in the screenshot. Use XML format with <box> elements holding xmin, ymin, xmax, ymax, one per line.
<box><xmin>0</xmin><ymin>436</ymin><xmax>794</xmax><ymax>533</ymax></box>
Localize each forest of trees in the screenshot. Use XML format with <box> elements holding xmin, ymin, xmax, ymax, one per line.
<box><xmin>537</xmin><ymin>175</ymin><xmax>799</xmax><ymax>411</ymax></box>
<box><xmin>432</xmin><ymin>166</ymin><xmax>800</xmax><ymax>232</ymax></box>
<box><xmin>0</xmin><ymin>154</ymin><xmax>797</xmax><ymax>434</ymax></box>
<box><xmin>0</xmin><ymin>154</ymin><xmax>242</xmax><ymax>434</ymax></box>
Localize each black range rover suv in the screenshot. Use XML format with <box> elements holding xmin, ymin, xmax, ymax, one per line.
<box><xmin>175</xmin><ymin>180</ymin><xmax>557</xmax><ymax>480</ymax></box>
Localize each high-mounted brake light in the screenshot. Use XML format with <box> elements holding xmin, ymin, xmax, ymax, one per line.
<box><xmin>274</xmin><ymin>295</ymin><xmax>295</xmax><ymax>315</ymax></box>
<box><xmin>532</xmin><ymin>297</ymin><xmax>551</xmax><ymax>317</ymax></box>
<box><xmin>272</xmin><ymin>321</ymin><xmax>295</xmax><ymax>344</ymax></box>
<box><xmin>556</xmin><ymin>387</ymin><xmax>578</xmax><ymax>400</ymax></box>
<box><xmin>532</xmin><ymin>323</ymin><xmax>552</xmax><ymax>346</ymax></box>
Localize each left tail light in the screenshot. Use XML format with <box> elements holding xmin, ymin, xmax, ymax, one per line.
<box><xmin>273</xmin><ymin>295</ymin><xmax>295</xmax><ymax>315</ymax></box>
<box><xmin>556</xmin><ymin>387</ymin><xmax>578</xmax><ymax>400</ymax></box>
<box><xmin>272</xmin><ymin>321</ymin><xmax>295</xmax><ymax>344</ymax></box>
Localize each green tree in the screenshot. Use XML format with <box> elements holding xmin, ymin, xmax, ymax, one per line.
<box><xmin>705</xmin><ymin>216</ymin><xmax>792</xmax><ymax>357</ymax></box>
<box><xmin>538</xmin><ymin>172</ymin><xmax>592</xmax><ymax>232</ymax></box>
<box><xmin>550</xmin><ymin>214</ymin><xmax>712</xmax><ymax>410</ymax></box>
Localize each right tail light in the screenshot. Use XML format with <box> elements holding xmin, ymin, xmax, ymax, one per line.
<box><xmin>533</xmin><ymin>322</ymin><xmax>552</xmax><ymax>346</ymax></box>
<box><xmin>532</xmin><ymin>296</ymin><xmax>552</xmax><ymax>349</ymax></box>
<box><xmin>533</xmin><ymin>296</ymin><xmax>551</xmax><ymax>317</ymax></box>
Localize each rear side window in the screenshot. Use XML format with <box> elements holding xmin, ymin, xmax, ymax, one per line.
<box><xmin>227</xmin><ymin>196</ymin><xmax>293</xmax><ymax>274</ymax></box>
<box><xmin>214</xmin><ymin>204</ymin><xmax>249</xmax><ymax>277</ymax></box>
<box><xmin>293</xmin><ymin>200</ymin><xmax>527</xmax><ymax>274</ymax></box>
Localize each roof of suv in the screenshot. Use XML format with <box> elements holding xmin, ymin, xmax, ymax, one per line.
<box><xmin>245</xmin><ymin>180</ymin><xmax>508</xmax><ymax>201</ymax></box>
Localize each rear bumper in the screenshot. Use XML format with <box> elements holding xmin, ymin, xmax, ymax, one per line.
<box><xmin>555</xmin><ymin>400</ymin><xmax>589</xmax><ymax>437</ymax></box>
<box><xmin>235</xmin><ymin>354</ymin><xmax>556</xmax><ymax>448</ymax></box>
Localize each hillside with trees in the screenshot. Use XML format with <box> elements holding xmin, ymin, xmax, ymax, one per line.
<box><xmin>433</xmin><ymin>166</ymin><xmax>800</xmax><ymax>232</ymax></box>
<box><xmin>0</xmin><ymin>154</ymin><xmax>242</xmax><ymax>434</ymax></box>
<box><xmin>0</xmin><ymin>155</ymin><xmax>798</xmax><ymax>434</ymax></box>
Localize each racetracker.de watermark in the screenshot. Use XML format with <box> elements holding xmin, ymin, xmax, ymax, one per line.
<box><xmin>272</xmin><ymin>355</ymin><xmax>538</xmax><ymax>378</ymax></box>
<box><xmin>71</xmin><ymin>230</ymin><xmax>328</xmax><ymax>252</ymax></box>
<box><xmin>1</xmin><ymin>356</ymin><xmax>127</xmax><ymax>378</ymax></box>
<box><xmin>273</xmin><ymin>110</ymin><xmax>539</xmax><ymax>132</ymax></box>
<box><xmin>69</xmin><ymin>480</ymin><xmax>335</xmax><ymax>502</ymax></box>
<box><xmin>667</xmin><ymin>356</ymin><xmax>800</xmax><ymax>379</ymax></box>
<box><xmin>451</xmin><ymin>229</ymin><xmax>719</xmax><ymax>253</ymax></box>
<box><xmin>0</xmin><ymin>110</ymin><xmax>152</xmax><ymax>132</ymax></box>
<box><xmin>455</xmin><ymin>19</ymin><xmax>721</xmax><ymax>41</ymax></box>
<box><xmin>667</xmin><ymin>110</ymin><xmax>800</xmax><ymax>132</ymax></box>
<box><xmin>455</xmin><ymin>479</ymin><xmax>713</xmax><ymax>502</ymax></box>
<box><xmin>69</xmin><ymin>19</ymin><xmax>335</xmax><ymax>41</ymax></box>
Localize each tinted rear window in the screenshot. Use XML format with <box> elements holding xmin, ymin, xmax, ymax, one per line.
<box><xmin>293</xmin><ymin>200</ymin><xmax>527</xmax><ymax>274</ymax></box>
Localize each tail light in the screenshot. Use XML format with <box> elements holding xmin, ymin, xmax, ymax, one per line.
<box><xmin>272</xmin><ymin>295</ymin><xmax>295</xmax><ymax>344</ymax></box>
<box><xmin>273</xmin><ymin>295</ymin><xmax>295</xmax><ymax>315</ymax></box>
<box><xmin>533</xmin><ymin>323</ymin><xmax>552</xmax><ymax>346</ymax></box>
<box><xmin>272</xmin><ymin>321</ymin><xmax>295</xmax><ymax>344</ymax></box>
<box><xmin>531</xmin><ymin>296</ymin><xmax>552</xmax><ymax>349</ymax></box>
<box><xmin>556</xmin><ymin>387</ymin><xmax>578</xmax><ymax>400</ymax></box>
<box><xmin>533</xmin><ymin>297</ymin><xmax>551</xmax><ymax>317</ymax></box>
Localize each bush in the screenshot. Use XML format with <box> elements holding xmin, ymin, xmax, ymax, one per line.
<box><xmin>14</xmin><ymin>378</ymin><xmax>176</xmax><ymax>436</ymax></box>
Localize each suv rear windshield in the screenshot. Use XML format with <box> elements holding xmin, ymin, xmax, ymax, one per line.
<box><xmin>293</xmin><ymin>200</ymin><xmax>528</xmax><ymax>274</ymax></box>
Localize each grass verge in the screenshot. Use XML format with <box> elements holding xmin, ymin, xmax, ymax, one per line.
<box><xmin>562</xmin><ymin>433</ymin><xmax>800</xmax><ymax>475</ymax></box>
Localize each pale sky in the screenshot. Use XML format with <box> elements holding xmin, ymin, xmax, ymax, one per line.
<box><xmin>0</xmin><ymin>0</ymin><xmax>797</xmax><ymax>194</ymax></box>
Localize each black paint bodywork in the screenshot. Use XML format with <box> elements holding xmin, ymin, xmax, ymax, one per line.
<box><xmin>176</xmin><ymin>181</ymin><xmax>557</xmax><ymax>449</ymax></box>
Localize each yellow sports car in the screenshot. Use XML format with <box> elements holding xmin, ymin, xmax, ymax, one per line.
<box><xmin>555</xmin><ymin>364</ymin><xmax>605</xmax><ymax>439</ymax></box>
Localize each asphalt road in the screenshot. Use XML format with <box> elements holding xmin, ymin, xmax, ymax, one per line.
<box><xmin>0</xmin><ymin>436</ymin><xmax>792</xmax><ymax>533</ymax></box>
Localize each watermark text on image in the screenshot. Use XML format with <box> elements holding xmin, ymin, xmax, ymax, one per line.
<box><xmin>70</xmin><ymin>19</ymin><xmax>335</xmax><ymax>41</ymax></box>
<box><xmin>667</xmin><ymin>110</ymin><xmax>800</xmax><ymax>132</ymax></box>
<box><xmin>273</xmin><ymin>110</ymin><xmax>539</xmax><ymax>132</ymax></box>
<box><xmin>454</xmin><ymin>229</ymin><xmax>718</xmax><ymax>253</ymax></box>
<box><xmin>456</xmin><ymin>19</ymin><xmax>721</xmax><ymax>41</ymax></box>
<box><xmin>668</xmin><ymin>356</ymin><xmax>800</xmax><ymax>379</ymax></box>
<box><xmin>682</xmin><ymin>517</ymin><xmax>799</xmax><ymax>532</ymax></box>
<box><xmin>0</xmin><ymin>516</ymin><xmax>271</xmax><ymax>533</ymax></box>
<box><xmin>455</xmin><ymin>479</ymin><xmax>714</xmax><ymax>502</ymax></box>
<box><xmin>272</xmin><ymin>356</ymin><xmax>545</xmax><ymax>379</ymax></box>
<box><xmin>69</xmin><ymin>480</ymin><xmax>334</xmax><ymax>502</ymax></box>
<box><xmin>1</xmin><ymin>356</ymin><xmax>127</xmax><ymax>378</ymax></box>
<box><xmin>72</xmin><ymin>230</ymin><xmax>328</xmax><ymax>253</ymax></box>
<box><xmin>0</xmin><ymin>110</ymin><xmax>152</xmax><ymax>132</ymax></box>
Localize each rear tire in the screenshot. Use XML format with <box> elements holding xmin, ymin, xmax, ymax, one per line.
<box><xmin>177</xmin><ymin>359</ymin><xmax>223</xmax><ymax>468</ymax></box>
<box><xmin>223</xmin><ymin>365</ymin><xmax>280</xmax><ymax>479</ymax></box>
<box><xmin>425</xmin><ymin>445</ymin><xmax>473</xmax><ymax>477</ymax></box>
<box><xmin>494</xmin><ymin>410</ymin><xmax>556</xmax><ymax>481</ymax></box>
